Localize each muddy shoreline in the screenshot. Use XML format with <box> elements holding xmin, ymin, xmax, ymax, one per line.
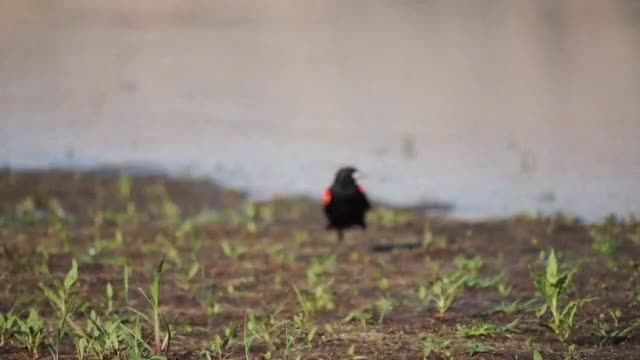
<box><xmin>1</xmin><ymin>169</ymin><xmax>639</xmax><ymax>359</ymax></box>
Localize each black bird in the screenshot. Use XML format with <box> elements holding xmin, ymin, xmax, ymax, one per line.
<box><xmin>323</xmin><ymin>166</ymin><xmax>371</xmax><ymax>240</ymax></box>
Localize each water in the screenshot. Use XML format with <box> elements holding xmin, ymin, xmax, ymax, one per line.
<box><xmin>1</xmin><ymin>0</ymin><xmax>640</xmax><ymax>220</ymax></box>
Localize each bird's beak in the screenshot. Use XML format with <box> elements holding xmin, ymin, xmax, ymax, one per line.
<box><xmin>353</xmin><ymin>171</ymin><xmax>366</xmax><ymax>181</ymax></box>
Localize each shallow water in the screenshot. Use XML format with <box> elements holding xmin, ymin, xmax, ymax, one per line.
<box><xmin>1</xmin><ymin>0</ymin><xmax>640</xmax><ymax>220</ymax></box>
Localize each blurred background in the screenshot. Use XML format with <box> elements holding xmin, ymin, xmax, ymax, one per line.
<box><xmin>1</xmin><ymin>0</ymin><xmax>639</xmax><ymax>220</ymax></box>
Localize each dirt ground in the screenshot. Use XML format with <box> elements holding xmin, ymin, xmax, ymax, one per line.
<box><xmin>0</xmin><ymin>169</ymin><xmax>639</xmax><ymax>359</ymax></box>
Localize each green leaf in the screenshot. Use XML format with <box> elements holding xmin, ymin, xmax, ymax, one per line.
<box><xmin>546</xmin><ymin>249</ymin><xmax>558</xmax><ymax>283</ymax></box>
<box><xmin>64</xmin><ymin>259</ymin><xmax>79</xmax><ymax>291</ymax></box>
<box><xmin>533</xmin><ymin>349</ymin><xmax>543</xmax><ymax>360</ymax></box>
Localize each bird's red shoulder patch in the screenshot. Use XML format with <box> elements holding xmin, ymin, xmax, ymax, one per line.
<box><xmin>322</xmin><ymin>188</ymin><xmax>332</xmax><ymax>206</ymax></box>
<box><xmin>358</xmin><ymin>185</ymin><xmax>366</xmax><ymax>194</ymax></box>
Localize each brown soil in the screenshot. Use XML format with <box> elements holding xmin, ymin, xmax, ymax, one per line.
<box><xmin>0</xmin><ymin>169</ymin><xmax>639</xmax><ymax>359</ymax></box>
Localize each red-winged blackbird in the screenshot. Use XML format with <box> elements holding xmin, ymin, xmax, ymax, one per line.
<box><xmin>323</xmin><ymin>166</ymin><xmax>371</xmax><ymax>241</ymax></box>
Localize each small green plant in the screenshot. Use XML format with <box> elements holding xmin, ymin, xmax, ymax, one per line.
<box><xmin>466</xmin><ymin>341</ymin><xmax>495</xmax><ymax>356</ymax></box>
<box><xmin>245</xmin><ymin>311</ymin><xmax>288</xmax><ymax>352</ymax></box>
<box><xmin>117</xmin><ymin>171</ymin><xmax>132</xmax><ymax>200</ymax></box>
<box><xmin>306</xmin><ymin>255</ymin><xmax>336</xmax><ymax>286</ymax></box>
<box><xmin>15</xmin><ymin>308</ymin><xmax>45</xmax><ymax>357</ymax></box>
<box><xmin>367</xmin><ymin>207</ymin><xmax>412</xmax><ymax>228</ymax></box>
<box><xmin>533</xmin><ymin>349</ymin><xmax>543</xmax><ymax>360</ymax></box>
<box><xmin>428</xmin><ymin>272</ymin><xmax>467</xmax><ymax>314</ymax></box>
<box><xmin>343</xmin><ymin>307</ymin><xmax>375</xmax><ymax>328</ymax></box>
<box><xmin>454</xmin><ymin>255</ymin><xmax>504</xmax><ymax>288</ymax></box>
<box><xmin>119</xmin><ymin>314</ymin><xmax>150</xmax><ymax>359</ymax></box>
<box><xmin>629</xmin><ymin>228</ymin><xmax>640</xmax><ymax>245</ymax></box>
<box><xmin>14</xmin><ymin>196</ymin><xmax>40</xmax><ymax>224</ymax></box>
<box><xmin>135</xmin><ymin>257</ymin><xmax>171</xmax><ymax>355</ymax></box>
<box><xmin>40</xmin><ymin>259</ymin><xmax>84</xmax><ymax>358</ymax></box>
<box><xmin>105</xmin><ymin>282</ymin><xmax>114</xmax><ymax>314</ymax></box>
<box><xmin>48</xmin><ymin>208</ymin><xmax>71</xmax><ymax>252</ymax></box>
<box><xmin>267</xmin><ymin>244</ymin><xmax>295</xmax><ymax>266</ymax></box>
<box><xmin>564</xmin><ymin>344</ymin><xmax>579</xmax><ymax>360</ymax></box>
<box><xmin>346</xmin><ymin>344</ymin><xmax>366</xmax><ymax>360</ymax></box>
<box><xmin>497</xmin><ymin>281</ymin><xmax>513</xmax><ymax>297</ymax></box>
<box><xmin>493</xmin><ymin>298</ymin><xmax>538</xmax><ymax>314</ymax></box>
<box><xmin>221</xmin><ymin>241</ymin><xmax>248</xmax><ymax>261</ymax></box>
<box><xmin>0</xmin><ymin>307</ymin><xmax>18</xmax><ymax>346</ymax></box>
<box><xmin>292</xmin><ymin>284</ymin><xmax>318</xmax><ymax>343</ymax></box>
<box><xmin>590</xmin><ymin>229</ymin><xmax>618</xmax><ymax>257</ymax></box>
<box><xmin>593</xmin><ymin>309</ymin><xmax>640</xmax><ymax>346</ymax></box>
<box><xmin>532</xmin><ymin>249</ymin><xmax>585</xmax><ymax>341</ymax></box>
<box><xmin>80</xmin><ymin>309</ymin><xmax>123</xmax><ymax>359</ymax></box>
<box><xmin>457</xmin><ymin>317</ymin><xmax>519</xmax><ymax>338</ymax></box>
<box><xmin>375</xmin><ymin>297</ymin><xmax>393</xmax><ymax>324</ymax></box>
<box><xmin>201</xmin><ymin>326</ymin><xmax>237</xmax><ymax>360</ymax></box>
<box><xmin>123</xmin><ymin>261</ymin><xmax>130</xmax><ymax>306</ymax></box>
<box><xmin>421</xmin><ymin>335</ymin><xmax>451</xmax><ymax>359</ymax></box>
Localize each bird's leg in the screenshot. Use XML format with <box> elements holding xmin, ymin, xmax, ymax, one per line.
<box><xmin>337</xmin><ymin>229</ymin><xmax>344</xmax><ymax>242</ymax></box>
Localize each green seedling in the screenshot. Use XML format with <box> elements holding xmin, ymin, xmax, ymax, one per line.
<box><xmin>630</xmin><ymin>289</ymin><xmax>640</xmax><ymax>307</ymax></box>
<box><xmin>117</xmin><ymin>171</ymin><xmax>132</xmax><ymax>200</ymax></box>
<box><xmin>454</xmin><ymin>255</ymin><xmax>484</xmax><ymax>273</ymax></box>
<box><xmin>466</xmin><ymin>341</ymin><xmax>496</xmax><ymax>356</ymax></box>
<box><xmin>532</xmin><ymin>249</ymin><xmax>585</xmax><ymax>341</ymax></box>
<box><xmin>343</xmin><ymin>297</ymin><xmax>394</xmax><ymax>328</ymax></box>
<box><xmin>119</xmin><ymin>314</ymin><xmax>149</xmax><ymax>359</ymax></box>
<box><xmin>346</xmin><ymin>344</ymin><xmax>366</xmax><ymax>360</ymax></box>
<box><xmin>497</xmin><ymin>281</ymin><xmax>513</xmax><ymax>297</ymax></box>
<box><xmin>533</xmin><ymin>349</ymin><xmax>543</xmax><ymax>360</ymax></box>
<box><xmin>48</xmin><ymin>199</ymin><xmax>71</xmax><ymax>252</ymax></box>
<box><xmin>40</xmin><ymin>259</ymin><xmax>84</xmax><ymax>358</ymax></box>
<box><xmin>590</xmin><ymin>229</ymin><xmax>618</xmax><ymax>257</ymax></box>
<box><xmin>629</xmin><ymin>228</ymin><xmax>640</xmax><ymax>245</ymax></box>
<box><xmin>14</xmin><ymin>196</ymin><xmax>41</xmax><ymax>224</ymax></box>
<box><xmin>565</xmin><ymin>344</ymin><xmax>579</xmax><ymax>360</ymax></box>
<box><xmin>221</xmin><ymin>241</ymin><xmax>248</xmax><ymax>261</ymax></box>
<box><xmin>123</xmin><ymin>261</ymin><xmax>130</xmax><ymax>306</ymax></box>
<box><xmin>225</xmin><ymin>276</ymin><xmax>255</xmax><ymax>295</ymax></box>
<box><xmin>367</xmin><ymin>207</ymin><xmax>412</xmax><ymax>228</ymax></box>
<box><xmin>140</xmin><ymin>235</ymin><xmax>182</xmax><ymax>267</ymax></box>
<box><xmin>47</xmin><ymin>198</ymin><xmax>67</xmax><ymax>219</ymax></box>
<box><xmin>80</xmin><ymin>309</ymin><xmax>123</xmax><ymax>359</ymax></box>
<box><xmin>242</xmin><ymin>201</ymin><xmax>259</xmax><ymax>233</ymax></box>
<box><xmin>15</xmin><ymin>308</ymin><xmax>45</xmax><ymax>357</ymax></box>
<box><xmin>106</xmin><ymin>282</ymin><xmax>114</xmax><ymax>314</ymax></box>
<box><xmin>343</xmin><ymin>307</ymin><xmax>375</xmax><ymax>328</ymax></box>
<box><xmin>421</xmin><ymin>335</ymin><xmax>452</xmax><ymax>359</ymax></box>
<box><xmin>457</xmin><ymin>317</ymin><xmax>519</xmax><ymax>338</ymax></box>
<box><xmin>267</xmin><ymin>244</ymin><xmax>295</xmax><ymax>266</ymax></box>
<box><xmin>593</xmin><ymin>309</ymin><xmax>640</xmax><ymax>346</ymax></box>
<box><xmin>245</xmin><ymin>311</ymin><xmax>288</xmax><ymax>352</ymax></box>
<box><xmin>377</xmin><ymin>277</ymin><xmax>390</xmax><ymax>291</ymax></box>
<box><xmin>89</xmin><ymin>230</ymin><xmax>125</xmax><ymax>257</ymax></box>
<box><xmin>136</xmin><ymin>257</ymin><xmax>171</xmax><ymax>355</ymax></box>
<box><xmin>493</xmin><ymin>298</ymin><xmax>538</xmax><ymax>315</ymax></box>
<box><xmin>0</xmin><ymin>307</ymin><xmax>18</xmax><ymax>346</ymax></box>
<box><xmin>75</xmin><ymin>336</ymin><xmax>88</xmax><ymax>360</ymax></box>
<box><xmin>306</xmin><ymin>255</ymin><xmax>336</xmax><ymax>286</ymax></box>
<box><xmin>421</xmin><ymin>227</ymin><xmax>448</xmax><ymax>249</ymax></box>
<box><xmin>293</xmin><ymin>230</ymin><xmax>310</xmax><ymax>246</ymax></box>
<box><xmin>201</xmin><ymin>326</ymin><xmax>237</xmax><ymax>360</ymax></box>
<box><xmin>292</xmin><ymin>285</ymin><xmax>318</xmax><ymax>346</ymax></box>
<box><xmin>243</xmin><ymin>313</ymin><xmax>253</xmax><ymax>360</ymax></box>
<box><xmin>454</xmin><ymin>255</ymin><xmax>504</xmax><ymax>289</ymax></box>
<box><xmin>375</xmin><ymin>297</ymin><xmax>393</xmax><ymax>324</ymax></box>
<box><xmin>428</xmin><ymin>272</ymin><xmax>467</xmax><ymax>314</ymax></box>
<box><xmin>282</xmin><ymin>325</ymin><xmax>297</xmax><ymax>360</ymax></box>
<box><xmin>146</xmin><ymin>183</ymin><xmax>180</xmax><ymax>224</ymax></box>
